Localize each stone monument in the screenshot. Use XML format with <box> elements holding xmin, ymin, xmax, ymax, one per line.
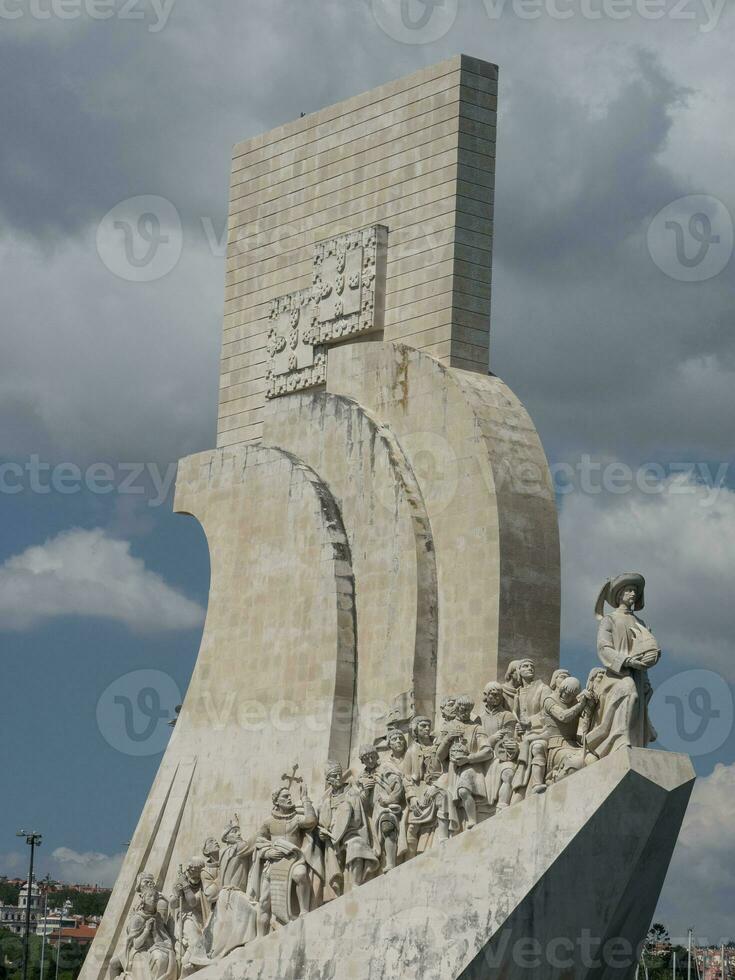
<box><xmin>80</xmin><ymin>56</ymin><xmax>694</xmax><ymax>980</ymax></box>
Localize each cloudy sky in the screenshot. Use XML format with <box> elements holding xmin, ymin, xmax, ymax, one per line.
<box><xmin>1</xmin><ymin>0</ymin><xmax>733</xmax><ymax>946</ymax></box>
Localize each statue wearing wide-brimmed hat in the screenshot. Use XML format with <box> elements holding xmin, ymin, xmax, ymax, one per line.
<box><xmin>584</xmin><ymin>573</ymin><xmax>660</xmax><ymax>759</ymax></box>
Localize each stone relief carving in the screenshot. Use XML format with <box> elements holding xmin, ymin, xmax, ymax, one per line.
<box><xmin>316</xmin><ymin>761</ymin><xmax>379</xmax><ymax>897</ymax></box>
<box><xmin>266</xmin><ymin>225</ymin><xmax>388</xmax><ymax>399</ymax></box>
<box><xmin>480</xmin><ymin>682</ymin><xmax>517</xmax><ymax>750</ymax></box>
<box><xmin>266</xmin><ymin>289</ymin><xmax>320</xmax><ymax>396</ymax></box>
<box><xmin>250</xmin><ymin>783</ymin><xmax>322</xmax><ymax>934</ymax></box>
<box><xmin>357</xmin><ymin>737</ymin><xmax>408</xmax><ymax>873</ymax></box>
<box><xmin>511</xmin><ymin>658</ymin><xmax>554</xmax><ymax>795</ymax></box>
<box><xmin>204</xmin><ymin>817</ymin><xmax>257</xmax><ymax>959</ymax></box>
<box><xmin>116</xmin><ymin>571</ymin><xmax>662</xmax><ymax>974</ymax></box>
<box><xmin>436</xmin><ymin>695</ymin><xmax>493</xmax><ymax>833</ymax></box>
<box><xmin>485</xmin><ymin>734</ymin><xmax>522</xmax><ymax>811</ymax></box>
<box><xmin>587</xmin><ymin>572</ymin><xmax>661</xmax><ymax>755</ymax></box>
<box><xmin>110</xmin><ymin>876</ymin><xmax>176</xmax><ymax>980</ymax></box>
<box><xmin>541</xmin><ymin>677</ymin><xmax>596</xmax><ymax>784</ymax></box>
<box><xmin>199</xmin><ymin>839</ymin><xmax>220</xmax><ymax>924</ymax></box>
<box><xmin>169</xmin><ymin>859</ymin><xmax>208</xmax><ymax>976</ymax></box>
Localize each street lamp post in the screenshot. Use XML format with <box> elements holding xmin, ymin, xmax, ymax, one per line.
<box><xmin>16</xmin><ymin>830</ymin><xmax>43</xmax><ymax>980</ymax></box>
<box><xmin>54</xmin><ymin>910</ymin><xmax>63</xmax><ymax>980</ymax></box>
<box><xmin>39</xmin><ymin>874</ymin><xmax>51</xmax><ymax>980</ymax></box>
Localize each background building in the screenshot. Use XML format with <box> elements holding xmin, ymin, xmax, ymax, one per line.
<box><xmin>0</xmin><ymin>879</ymin><xmax>40</xmax><ymax>935</ymax></box>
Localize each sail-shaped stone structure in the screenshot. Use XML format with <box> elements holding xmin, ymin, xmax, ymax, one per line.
<box><xmin>80</xmin><ymin>57</ymin><xmax>692</xmax><ymax>980</ymax></box>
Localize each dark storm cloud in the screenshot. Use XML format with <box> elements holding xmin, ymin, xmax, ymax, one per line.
<box><xmin>0</xmin><ymin>1</ymin><xmax>380</xmax><ymax>240</ymax></box>
<box><xmin>0</xmin><ymin>18</ymin><xmax>243</xmax><ymax>240</ymax></box>
<box><xmin>491</xmin><ymin>257</ymin><xmax>735</xmax><ymax>462</ymax></box>
<box><xmin>678</xmin><ymin>308</ymin><xmax>735</xmax><ymax>371</ymax></box>
<box><xmin>484</xmin><ymin>49</ymin><xmax>735</xmax><ymax>462</ymax></box>
<box><xmin>1</xmin><ymin>0</ymin><xmax>733</xmax><ymax>468</ymax></box>
<box><xmin>495</xmin><ymin>48</ymin><xmax>690</xmax><ymax>273</ymax></box>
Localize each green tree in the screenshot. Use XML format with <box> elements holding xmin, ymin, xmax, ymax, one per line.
<box><xmin>45</xmin><ymin>892</ymin><xmax>110</xmax><ymax>919</ymax></box>
<box><xmin>0</xmin><ymin>928</ymin><xmax>24</xmax><ymax>977</ymax></box>
<box><xmin>0</xmin><ymin>929</ymin><xmax>88</xmax><ymax>980</ymax></box>
<box><xmin>49</xmin><ymin>941</ymin><xmax>86</xmax><ymax>980</ymax></box>
<box><xmin>0</xmin><ymin>886</ymin><xmax>21</xmax><ymax>907</ymax></box>
<box><xmin>646</xmin><ymin>922</ymin><xmax>672</xmax><ymax>953</ymax></box>
<box><xmin>641</xmin><ymin>922</ymin><xmax>676</xmax><ymax>979</ymax></box>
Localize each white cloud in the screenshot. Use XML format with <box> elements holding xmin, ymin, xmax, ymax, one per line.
<box><xmin>0</xmin><ymin>527</ymin><xmax>205</xmax><ymax>633</ymax></box>
<box><xmin>559</xmin><ymin>474</ymin><xmax>735</xmax><ymax>680</ymax></box>
<box><xmin>50</xmin><ymin>848</ymin><xmax>124</xmax><ymax>889</ymax></box>
<box><xmin>0</xmin><ymin>848</ymin><xmax>124</xmax><ymax>889</ymax></box>
<box><xmin>656</xmin><ymin>761</ymin><xmax>735</xmax><ymax>942</ymax></box>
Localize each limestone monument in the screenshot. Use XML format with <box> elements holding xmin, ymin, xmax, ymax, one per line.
<box><xmin>80</xmin><ymin>56</ymin><xmax>695</xmax><ymax>979</ymax></box>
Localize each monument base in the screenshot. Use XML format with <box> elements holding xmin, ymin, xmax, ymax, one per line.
<box><xmin>193</xmin><ymin>749</ymin><xmax>693</xmax><ymax>980</ymax></box>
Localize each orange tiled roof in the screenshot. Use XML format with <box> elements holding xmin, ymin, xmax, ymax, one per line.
<box><xmin>48</xmin><ymin>926</ymin><xmax>97</xmax><ymax>941</ymax></box>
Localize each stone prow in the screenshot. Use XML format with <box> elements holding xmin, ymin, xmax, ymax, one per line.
<box><xmin>194</xmin><ymin>749</ymin><xmax>694</xmax><ymax>980</ymax></box>
<box><xmin>327</xmin><ymin>342</ymin><xmax>561</xmax><ymax>690</ymax></box>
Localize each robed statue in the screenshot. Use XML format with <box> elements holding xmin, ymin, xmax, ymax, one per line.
<box><xmin>586</xmin><ymin>572</ymin><xmax>660</xmax><ymax>758</ymax></box>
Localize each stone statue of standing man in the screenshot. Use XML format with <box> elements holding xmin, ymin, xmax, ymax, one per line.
<box><xmin>586</xmin><ymin>572</ymin><xmax>660</xmax><ymax>759</ymax></box>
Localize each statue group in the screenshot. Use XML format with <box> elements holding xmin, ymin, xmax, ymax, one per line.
<box><xmin>112</xmin><ymin>573</ymin><xmax>661</xmax><ymax>978</ymax></box>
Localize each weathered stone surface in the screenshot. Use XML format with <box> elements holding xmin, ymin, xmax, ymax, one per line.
<box><xmin>328</xmin><ymin>342</ymin><xmax>560</xmax><ymax>690</ymax></box>
<box><xmin>262</xmin><ymin>391</ymin><xmax>438</xmax><ymax>738</ymax></box>
<box><xmin>80</xmin><ymin>56</ymin><xmax>690</xmax><ymax>980</ymax></box>
<box><xmin>265</xmin><ymin>225</ymin><xmax>388</xmax><ymax>400</ymax></box>
<box><xmin>81</xmin><ymin>337</ymin><xmax>560</xmax><ymax>980</ymax></box>
<box><xmin>188</xmin><ymin>749</ymin><xmax>694</xmax><ymax>980</ymax></box>
<box><xmin>262</xmin><ymin>335</ymin><xmax>560</xmax><ymax>716</ymax></box>
<box><xmin>80</xmin><ymin>445</ymin><xmax>359</xmax><ymax>980</ymax></box>
<box><xmin>218</xmin><ymin>54</ymin><xmax>499</xmax><ymax>446</ymax></box>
